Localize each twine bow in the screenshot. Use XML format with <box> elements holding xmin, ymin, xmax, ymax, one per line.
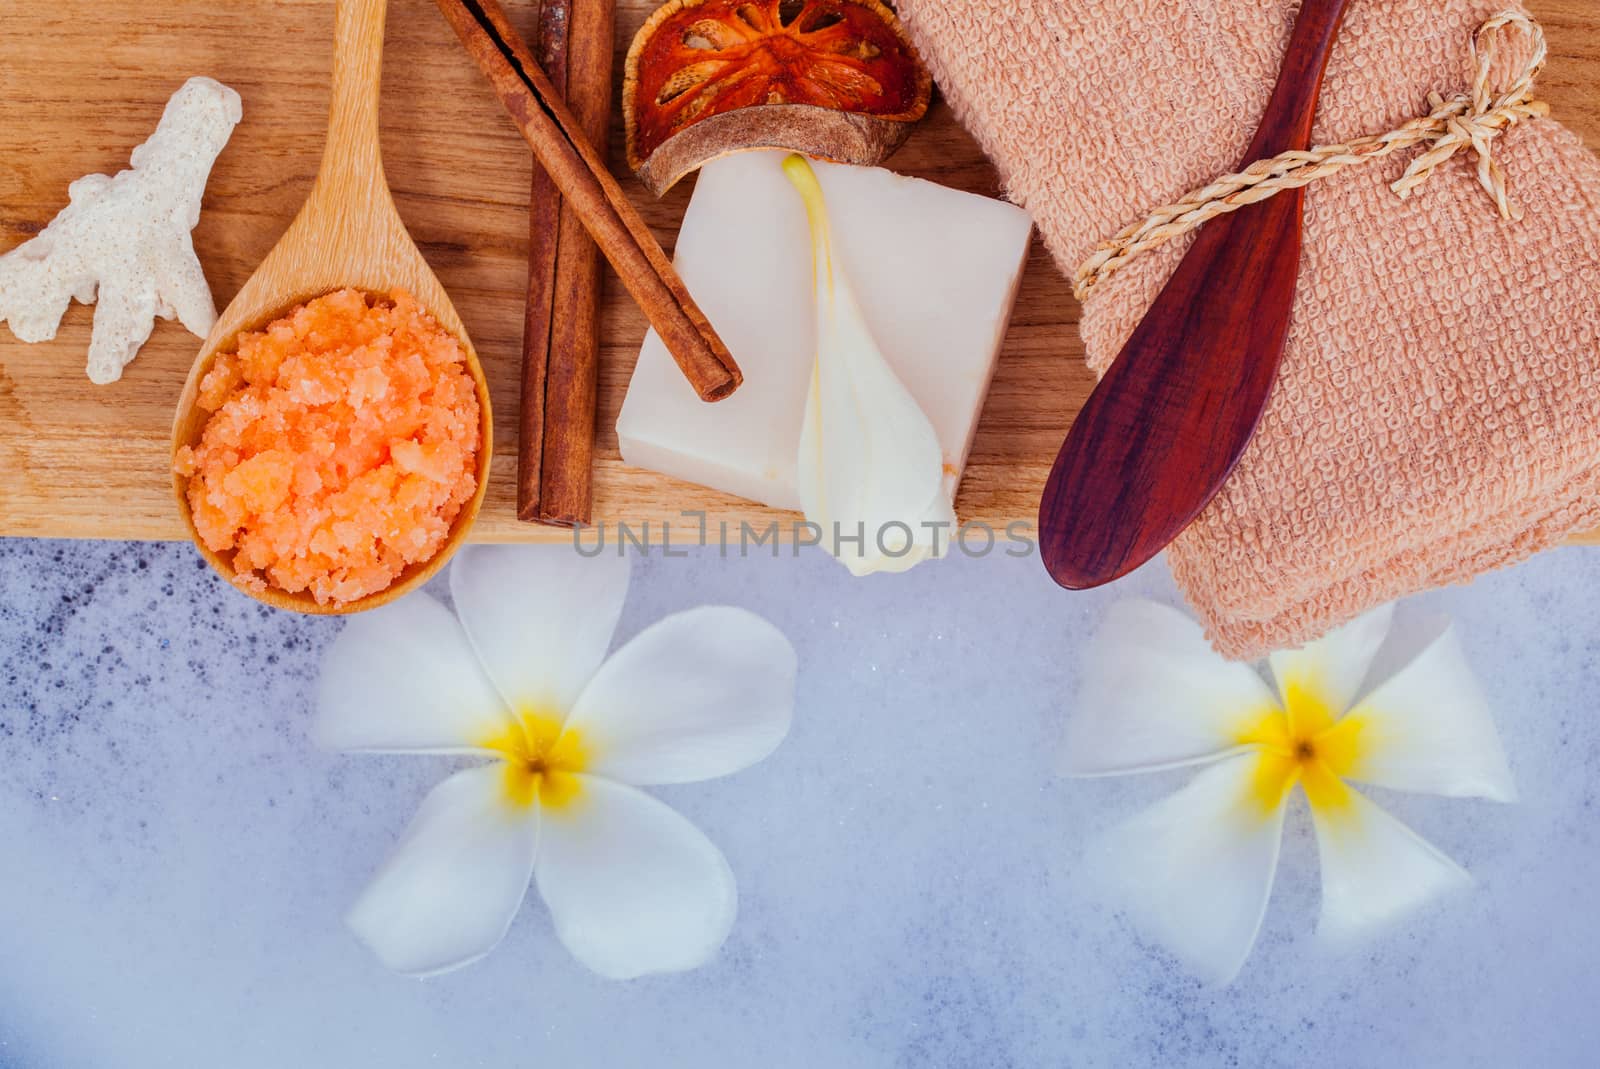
<box><xmin>1073</xmin><ymin>11</ymin><xmax>1549</xmax><ymax>302</ymax></box>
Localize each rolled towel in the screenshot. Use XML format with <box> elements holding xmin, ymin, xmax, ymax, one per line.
<box><xmin>897</xmin><ymin>0</ymin><xmax>1600</xmax><ymax>658</ymax></box>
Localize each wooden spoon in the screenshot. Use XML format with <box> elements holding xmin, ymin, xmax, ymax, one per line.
<box><xmin>170</xmin><ymin>0</ymin><xmax>494</xmax><ymax>615</ymax></box>
<box><xmin>1039</xmin><ymin>0</ymin><xmax>1351</xmax><ymax>589</ymax></box>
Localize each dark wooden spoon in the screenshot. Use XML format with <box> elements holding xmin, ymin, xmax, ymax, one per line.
<box><xmin>1039</xmin><ymin>0</ymin><xmax>1352</xmax><ymax>589</ymax></box>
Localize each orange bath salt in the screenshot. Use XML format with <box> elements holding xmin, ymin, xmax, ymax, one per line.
<box><xmin>177</xmin><ymin>288</ymin><xmax>480</xmax><ymax>606</ymax></box>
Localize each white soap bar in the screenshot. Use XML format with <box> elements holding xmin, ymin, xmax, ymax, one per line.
<box><xmin>617</xmin><ymin>150</ymin><xmax>1033</xmax><ymax>513</ymax></box>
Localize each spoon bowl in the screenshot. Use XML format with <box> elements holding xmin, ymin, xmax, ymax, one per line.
<box><xmin>171</xmin><ymin>0</ymin><xmax>493</xmax><ymax>615</ymax></box>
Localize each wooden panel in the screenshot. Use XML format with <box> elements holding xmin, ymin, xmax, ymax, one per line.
<box><xmin>0</xmin><ymin>0</ymin><xmax>1594</xmax><ymax>543</ymax></box>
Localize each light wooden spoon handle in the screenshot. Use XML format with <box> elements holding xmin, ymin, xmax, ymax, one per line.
<box><xmin>319</xmin><ymin>0</ymin><xmax>389</xmax><ymax>196</ymax></box>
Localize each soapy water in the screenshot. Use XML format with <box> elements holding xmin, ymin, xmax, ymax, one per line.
<box><xmin>1</xmin><ymin>539</ymin><xmax>1598</xmax><ymax>1066</ymax></box>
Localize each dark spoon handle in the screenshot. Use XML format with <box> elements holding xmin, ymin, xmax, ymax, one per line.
<box><xmin>1039</xmin><ymin>0</ymin><xmax>1352</xmax><ymax>590</ymax></box>
<box><xmin>1243</xmin><ymin>0</ymin><xmax>1352</xmax><ymax>161</ymax></box>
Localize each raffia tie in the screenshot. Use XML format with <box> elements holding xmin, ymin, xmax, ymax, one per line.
<box><xmin>1073</xmin><ymin>11</ymin><xmax>1549</xmax><ymax>302</ymax></box>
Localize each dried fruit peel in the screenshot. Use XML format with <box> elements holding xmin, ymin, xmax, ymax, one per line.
<box><xmin>625</xmin><ymin>0</ymin><xmax>931</xmax><ymax>194</ymax></box>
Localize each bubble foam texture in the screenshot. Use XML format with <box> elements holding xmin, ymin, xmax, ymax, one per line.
<box><xmin>1</xmin><ymin>540</ymin><xmax>1598</xmax><ymax>1066</ymax></box>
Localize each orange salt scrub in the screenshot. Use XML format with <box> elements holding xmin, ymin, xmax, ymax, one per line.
<box><xmin>174</xmin><ymin>289</ymin><xmax>481</xmax><ymax>606</ymax></box>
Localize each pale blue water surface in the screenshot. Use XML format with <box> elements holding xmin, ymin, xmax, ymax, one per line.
<box><xmin>1</xmin><ymin>539</ymin><xmax>1596</xmax><ymax>1067</ymax></box>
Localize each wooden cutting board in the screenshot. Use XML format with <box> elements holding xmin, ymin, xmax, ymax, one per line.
<box><xmin>2</xmin><ymin>0</ymin><xmax>1598</xmax><ymax>544</ymax></box>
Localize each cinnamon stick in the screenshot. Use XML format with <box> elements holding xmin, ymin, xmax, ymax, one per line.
<box><xmin>519</xmin><ymin>0</ymin><xmax>611</xmax><ymax>526</ymax></box>
<box><xmin>435</xmin><ymin>0</ymin><xmax>742</xmax><ymax>403</ymax></box>
<box><xmin>518</xmin><ymin>2</ymin><xmax>561</xmax><ymax>524</ymax></box>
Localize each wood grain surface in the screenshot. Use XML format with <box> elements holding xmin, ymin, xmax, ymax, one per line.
<box><xmin>1</xmin><ymin>0</ymin><xmax>1597</xmax><ymax>545</ymax></box>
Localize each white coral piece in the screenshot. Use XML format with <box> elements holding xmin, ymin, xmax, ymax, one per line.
<box><xmin>0</xmin><ymin>76</ymin><xmax>242</xmax><ymax>384</ymax></box>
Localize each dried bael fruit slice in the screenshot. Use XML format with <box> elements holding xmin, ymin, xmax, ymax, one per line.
<box><xmin>625</xmin><ymin>0</ymin><xmax>932</xmax><ymax>195</ymax></box>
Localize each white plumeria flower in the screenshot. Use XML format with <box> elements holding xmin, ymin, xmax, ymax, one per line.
<box><xmin>1063</xmin><ymin>600</ymin><xmax>1517</xmax><ymax>986</ymax></box>
<box><xmin>785</xmin><ymin>154</ymin><xmax>955</xmax><ymax>576</ymax></box>
<box><xmin>314</xmin><ymin>545</ymin><xmax>798</xmax><ymax>980</ymax></box>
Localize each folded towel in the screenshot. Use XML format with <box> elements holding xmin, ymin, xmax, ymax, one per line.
<box><xmin>897</xmin><ymin>0</ymin><xmax>1600</xmax><ymax>658</ymax></box>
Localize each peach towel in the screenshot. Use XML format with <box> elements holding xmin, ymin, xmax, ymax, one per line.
<box><xmin>897</xmin><ymin>0</ymin><xmax>1600</xmax><ymax>658</ymax></box>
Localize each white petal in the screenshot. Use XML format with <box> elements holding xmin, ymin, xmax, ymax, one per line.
<box><xmin>1312</xmin><ymin>790</ymin><xmax>1472</xmax><ymax>941</ymax></box>
<box><xmin>1093</xmin><ymin>754</ymin><xmax>1284</xmax><ymax>985</ymax></box>
<box><xmin>1062</xmin><ymin>600</ymin><xmax>1279</xmax><ymax>776</ymax></box>
<box><xmin>313</xmin><ymin>593</ymin><xmax>513</xmax><ymax>754</ymax></box>
<box><xmin>787</xmin><ymin>154</ymin><xmax>950</xmax><ymax>578</ymax></box>
<box><xmin>1269</xmin><ymin>603</ymin><xmax>1394</xmax><ymax>714</ymax></box>
<box><xmin>535</xmin><ymin>777</ymin><xmax>736</xmax><ymax>979</ymax></box>
<box><xmin>346</xmin><ymin>765</ymin><xmax>539</xmax><ymax>977</ymax></box>
<box><xmin>566</xmin><ymin>608</ymin><xmax>797</xmax><ymax>786</ymax></box>
<box><xmin>1341</xmin><ymin>625</ymin><xmax>1517</xmax><ymax>801</ymax></box>
<box><xmin>449</xmin><ymin>544</ymin><xmax>630</xmax><ymax>715</ymax></box>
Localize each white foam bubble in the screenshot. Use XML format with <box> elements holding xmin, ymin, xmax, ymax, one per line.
<box><xmin>1</xmin><ymin>540</ymin><xmax>1596</xmax><ymax>1065</ymax></box>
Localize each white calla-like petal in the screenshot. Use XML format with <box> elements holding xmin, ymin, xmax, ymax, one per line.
<box><xmin>1312</xmin><ymin>790</ymin><xmax>1473</xmax><ymax>941</ymax></box>
<box><xmin>1093</xmin><ymin>754</ymin><xmax>1284</xmax><ymax>986</ymax></box>
<box><xmin>1269</xmin><ymin>603</ymin><xmax>1394</xmax><ymax>714</ymax></box>
<box><xmin>1342</xmin><ymin>625</ymin><xmax>1517</xmax><ymax>801</ymax></box>
<box><xmin>314</xmin><ymin>594</ymin><xmax>513</xmax><ymax>754</ymax></box>
<box><xmin>1063</xmin><ymin>600</ymin><xmax>1280</xmax><ymax>776</ymax></box>
<box><xmin>346</xmin><ymin>765</ymin><xmax>539</xmax><ymax>977</ymax></box>
<box><xmin>450</xmin><ymin>545</ymin><xmax>630</xmax><ymax>715</ymax></box>
<box><xmin>786</xmin><ymin>154</ymin><xmax>951</xmax><ymax>578</ymax></box>
<box><xmin>535</xmin><ymin>776</ymin><xmax>737</xmax><ymax>980</ymax></box>
<box><xmin>566</xmin><ymin>607</ymin><xmax>797</xmax><ymax>786</ymax></box>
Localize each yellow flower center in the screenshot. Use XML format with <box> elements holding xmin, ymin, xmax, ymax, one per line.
<box><xmin>480</xmin><ymin>709</ymin><xmax>588</xmax><ymax>811</ymax></box>
<box><xmin>1237</xmin><ymin>679</ymin><xmax>1368</xmax><ymax>820</ymax></box>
